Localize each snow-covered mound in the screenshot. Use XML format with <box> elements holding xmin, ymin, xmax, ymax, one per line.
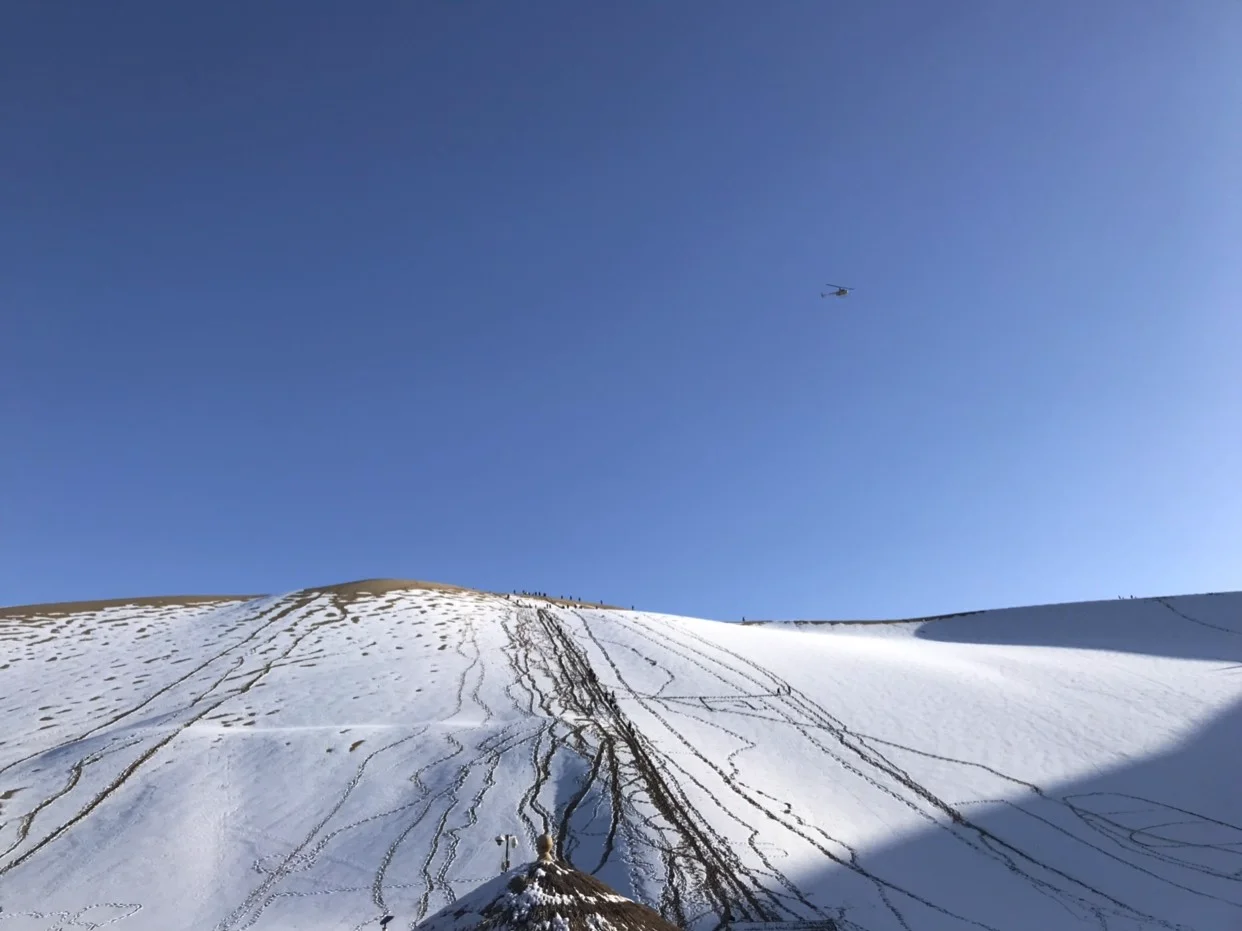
<box><xmin>1</xmin><ymin>582</ymin><xmax>1240</xmax><ymax>931</ymax></box>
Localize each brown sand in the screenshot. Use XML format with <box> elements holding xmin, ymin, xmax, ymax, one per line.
<box><xmin>1</xmin><ymin>578</ymin><xmax>625</xmax><ymax>617</ymax></box>
<box><xmin>0</xmin><ymin>594</ymin><xmax>259</xmax><ymax>620</ymax></box>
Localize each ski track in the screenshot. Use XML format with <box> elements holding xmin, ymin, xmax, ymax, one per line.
<box><xmin>1</xmin><ymin>590</ymin><xmax>1240</xmax><ymax>931</ymax></box>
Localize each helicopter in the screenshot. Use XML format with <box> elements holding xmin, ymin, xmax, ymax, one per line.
<box><xmin>821</xmin><ymin>283</ymin><xmax>854</xmax><ymax>299</ymax></box>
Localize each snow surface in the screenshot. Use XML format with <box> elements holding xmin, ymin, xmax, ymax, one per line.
<box><xmin>1</xmin><ymin>586</ymin><xmax>1240</xmax><ymax>931</ymax></box>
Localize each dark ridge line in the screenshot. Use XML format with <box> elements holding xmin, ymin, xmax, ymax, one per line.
<box><xmin>744</xmin><ymin>590</ymin><xmax>1242</xmax><ymax>627</ymax></box>
<box><xmin>741</xmin><ymin>611</ymin><xmax>986</xmax><ymax>627</ymax></box>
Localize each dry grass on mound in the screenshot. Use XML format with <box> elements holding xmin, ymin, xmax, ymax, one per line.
<box><xmin>308</xmin><ymin>578</ymin><xmax>477</xmax><ymax>598</ymax></box>
<box><xmin>311</xmin><ymin>579</ymin><xmax>624</xmax><ymax>610</ymax></box>
<box><xmin>0</xmin><ymin>579</ymin><xmax>627</xmax><ymax>618</ymax></box>
<box><xmin>0</xmin><ymin>593</ymin><xmax>258</xmax><ymax>619</ymax></box>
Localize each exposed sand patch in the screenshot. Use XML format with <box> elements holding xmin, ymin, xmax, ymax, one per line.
<box><xmin>0</xmin><ymin>579</ymin><xmax>625</xmax><ymax>617</ymax></box>
<box><xmin>306</xmin><ymin>578</ymin><xmax>475</xmax><ymax>599</ymax></box>
<box><xmin>0</xmin><ymin>594</ymin><xmax>258</xmax><ymax>620</ymax></box>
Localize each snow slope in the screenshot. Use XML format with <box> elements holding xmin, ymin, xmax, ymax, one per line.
<box><xmin>1</xmin><ymin>583</ymin><xmax>1240</xmax><ymax>931</ymax></box>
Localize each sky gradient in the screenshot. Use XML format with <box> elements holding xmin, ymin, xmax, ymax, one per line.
<box><xmin>3</xmin><ymin>1</ymin><xmax>1240</xmax><ymax>620</ymax></box>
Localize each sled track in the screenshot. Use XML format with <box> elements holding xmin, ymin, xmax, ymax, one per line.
<box><xmin>522</xmin><ymin>608</ymin><xmax>812</xmax><ymax>931</ymax></box>
<box><xmin>1</xmin><ymin>594</ymin><xmax>335</xmax><ymax>879</ymax></box>
<box><xmin>614</xmin><ymin>611</ymin><xmax>1242</xmax><ymax>930</ymax></box>
<box><xmin>6</xmin><ymin>593</ymin><xmax>1240</xmax><ymax>931</ymax></box>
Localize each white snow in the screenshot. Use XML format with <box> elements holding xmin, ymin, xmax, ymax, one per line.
<box><xmin>1</xmin><ymin>587</ymin><xmax>1240</xmax><ymax>930</ymax></box>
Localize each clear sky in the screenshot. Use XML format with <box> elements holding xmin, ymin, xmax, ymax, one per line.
<box><xmin>2</xmin><ymin>1</ymin><xmax>1239</xmax><ymax>620</ymax></box>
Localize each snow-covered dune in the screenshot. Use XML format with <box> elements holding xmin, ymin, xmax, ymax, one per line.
<box><xmin>1</xmin><ymin>583</ymin><xmax>1239</xmax><ymax>931</ymax></box>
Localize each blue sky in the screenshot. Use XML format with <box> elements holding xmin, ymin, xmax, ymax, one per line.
<box><xmin>2</xmin><ymin>1</ymin><xmax>1239</xmax><ymax>619</ymax></box>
